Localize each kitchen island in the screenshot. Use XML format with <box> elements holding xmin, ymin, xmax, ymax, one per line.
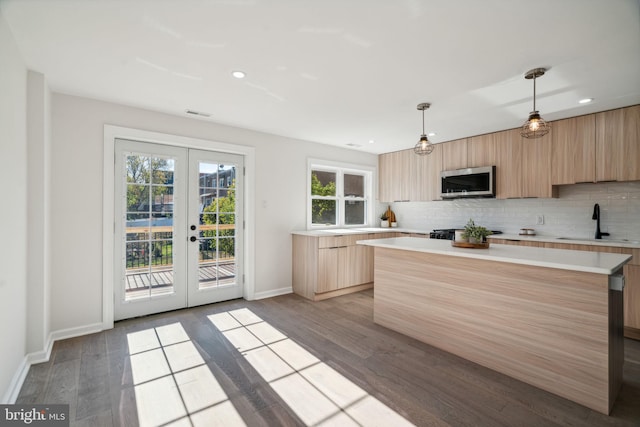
<box><xmin>357</xmin><ymin>237</ymin><xmax>631</xmax><ymax>414</ymax></box>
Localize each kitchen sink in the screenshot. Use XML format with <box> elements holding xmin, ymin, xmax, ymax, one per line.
<box><xmin>557</xmin><ymin>237</ymin><xmax>640</xmax><ymax>245</ymax></box>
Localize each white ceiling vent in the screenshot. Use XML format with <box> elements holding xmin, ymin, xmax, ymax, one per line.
<box><xmin>185</xmin><ymin>110</ymin><xmax>211</xmax><ymax>117</ymax></box>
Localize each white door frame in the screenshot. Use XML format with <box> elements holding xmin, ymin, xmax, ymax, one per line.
<box><xmin>103</xmin><ymin>125</ymin><xmax>256</xmax><ymax>330</ymax></box>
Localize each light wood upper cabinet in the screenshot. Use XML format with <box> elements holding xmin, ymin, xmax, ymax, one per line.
<box><xmin>378</xmin><ymin>152</ymin><xmax>393</xmax><ymax>202</ymax></box>
<box><xmin>378</xmin><ymin>105</ymin><xmax>638</xmax><ymax>202</ymax></box>
<box><xmin>468</xmin><ymin>134</ymin><xmax>497</xmax><ymax>168</ymax></box>
<box><xmin>521</xmin><ymin>134</ymin><xmax>555</xmax><ymax>198</ymax></box>
<box><xmin>494</xmin><ymin>129</ymin><xmax>523</xmax><ymax>199</ymax></box>
<box><xmin>596</xmin><ymin>105</ymin><xmax>640</xmax><ymax>182</ymax></box>
<box><xmin>378</xmin><ymin>149</ymin><xmax>413</xmax><ymax>202</ymax></box>
<box><xmin>379</xmin><ymin>147</ymin><xmax>441</xmax><ymax>202</ymax></box>
<box><xmin>468</xmin><ymin>131</ymin><xmax>518</xmax><ymax>199</ymax></box>
<box><xmin>552</xmin><ymin>115</ymin><xmax>596</xmax><ymax>184</ymax></box>
<box><xmin>441</xmin><ymin>138</ymin><xmax>468</xmax><ymax>170</ymax></box>
<box><xmin>414</xmin><ymin>142</ymin><xmax>443</xmax><ymax>201</ymax></box>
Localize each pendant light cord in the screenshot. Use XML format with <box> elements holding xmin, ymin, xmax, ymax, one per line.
<box><xmin>532</xmin><ymin>76</ymin><xmax>537</xmax><ymax>112</ymax></box>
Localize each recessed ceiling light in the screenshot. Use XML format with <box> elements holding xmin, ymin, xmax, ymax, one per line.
<box><xmin>427</xmin><ymin>132</ymin><xmax>437</xmax><ymax>137</ymax></box>
<box><xmin>369</xmin><ymin>140</ymin><xmax>375</xmax><ymax>144</ymax></box>
<box><xmin>578</xmin><ymin>98</ymin><xmax>593</xmax><ymax>104</ymax></box>
<box><xmin>231</xmin><ymin>70</ymin><xmax>246</xmax><ymax>79</ymax></box>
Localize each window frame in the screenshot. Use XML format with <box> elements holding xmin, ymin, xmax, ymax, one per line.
<box><xmin>307</xmin><ymin>158</ymin><xmax>375</xmax><ymax>229</ymax></box>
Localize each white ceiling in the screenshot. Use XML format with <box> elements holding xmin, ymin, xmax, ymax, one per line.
<box><xmin>2</xmin><ymin>0</ymin><xmax>639</xmax><ymax>154</ymax></box>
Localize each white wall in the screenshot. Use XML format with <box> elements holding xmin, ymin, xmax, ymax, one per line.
<box><xmin>0</xmin><ymin>11</ymin><xmax>28</xmax><ymax>402</ymax></box>
<box><xmin>50</xmin><ymin>93</ymin><xmax>378</xmax><ymax>331</ymax></box>
<box><xmin>391</xmin><ymin>181</ymin><xmax>640</xmax><ymax>240</ymax></box>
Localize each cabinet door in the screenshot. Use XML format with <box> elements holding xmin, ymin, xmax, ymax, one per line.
<box><xmin>378</xmin><ymin>152</ymin><xmax>393</xmax><ymax>202</ymax></box>
<box><xmin>521</xmin><ymin>135</ymin><xmax>554</xmax><ymax>198</ymax></box>
<box><xmin>552</xmin><ymin>115</ymin><xmax>596</xmax><ymax>185</ymax></box>
<box><xmin>468</xmin><ymin>134</ymin><xmax>496</xmax><ymax>168</ymax></box>
<box><xmin>317</xmin><ymin>248</ymin><xmax>339</xmax><ymax>293</ymax></box>
<box><xmin>346</xmin><ymin>245</ymin><xmax>374</xmax><ymax>287</ymax></box>
<box><xmin>624</xmin><ymin>264</ymin><xmax>640</xmax><ymax>330</ymax></box>
<box><xmin>441</xmin><ymin>138</ymin><xmax>468</xmax><ymax>170</ymax></box>
<box><xmin>494</xmin><ymin>129</ymin><xmax>522</xmax><ymax>199</ymax></box>
<box><xmin>596</xmin><ymin>105</ymin><xmax>640</xmax><ymax>182</ymax></box>
<box><xmin>378</xmin><ymin>150</ymin><xmax>412</xmax><ymax>202</ymax></box>
<box><xmin>414</xmin><ymin>142</ymin><xmax>443</xmax><ymax>201</ymax></box>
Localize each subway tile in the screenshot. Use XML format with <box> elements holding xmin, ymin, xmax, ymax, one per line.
<box><xmin>390</xmin><ymin>182</ymin><xmax>640</xmax><ymax>240</ymax></box>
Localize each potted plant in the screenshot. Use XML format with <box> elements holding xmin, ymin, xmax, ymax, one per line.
<box><xmin>461</xmin><ymin>218</ymin><xmax>492</xmax><ymax>244</ymax></box>
<box><xmin>380</xmin><ymin>213</ymin><xmax>389</xmax><ymax>228</ymax></box>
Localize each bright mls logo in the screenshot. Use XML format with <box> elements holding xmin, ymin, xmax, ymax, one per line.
<box><xmin>0</xmin><ymin>405</ymin><xmax>68</xmax><ymax>426</ymax></box>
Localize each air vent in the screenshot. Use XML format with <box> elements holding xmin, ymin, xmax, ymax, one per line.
<box><xmin>185</xmin><ymin>110</ymin><xmax>211</xmax><ymax>117</ymax></box>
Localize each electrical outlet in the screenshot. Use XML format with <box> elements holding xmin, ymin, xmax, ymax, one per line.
<box><xmin>536</xmin><ymin>215</ymin><xmax>544</xmax><ymax>225</ymax></box>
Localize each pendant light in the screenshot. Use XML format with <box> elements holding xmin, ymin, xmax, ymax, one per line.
<box><xmin>521</xmin><ymin>67</ymin><xmax>550</xmax><ymax>139</ymax></box>
<box><xmin>414</xmin><ymin>103</ymin><xmax>434</xmax><ymax>155</ymax></box>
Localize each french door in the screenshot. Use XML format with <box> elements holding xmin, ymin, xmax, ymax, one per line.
<box><xmin>114</xmin><ymin>140</ymin><xmax>244</xmax><ymax>320</ymax></box>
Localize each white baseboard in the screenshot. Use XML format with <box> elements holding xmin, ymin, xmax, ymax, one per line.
<box><xmin>2</xmin><ymin>322</ymin><xmax>105</xmax><ymax>404</ymax></box>
<box><xmin>1</xmin><ymin>357</ymin><xmax>29</xmax><ymax>404</ymax></box>
<box><xmin>252</xmin><ymin>286</ymin><xmax>293</xmax><ymax>300</ymax></box>
<box><xmin>49</xmin><ymin>322</ymin><xmax>104</xmax><ymax>343</ymax></box>
<box><xmin>26</xmin><ymin>337</ymin><xmax>54</xmax><ymax>365</ymax></box>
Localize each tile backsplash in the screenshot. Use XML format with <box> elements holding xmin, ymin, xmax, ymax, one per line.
<box><xmin>385</xmin><ymin>181</ymin><xmax>640</xmax><ymax>240</ymax></box>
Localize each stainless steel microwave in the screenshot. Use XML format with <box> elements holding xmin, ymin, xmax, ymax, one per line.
<box><xmin>440</xmin><ymin>166</ymin><xmax>496</xmax><ymax>199</ymax></box>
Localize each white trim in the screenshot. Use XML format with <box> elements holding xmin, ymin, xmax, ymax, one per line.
<box><xmin>307</xmin><ymin>158</ymin><xmax>375</xmax><ymax>230</ymax></box>
<box><xmin>1</xmin><ymin>322</ymin><xmax>104</xmax><ymax>404</ymax></box>
<box><xmin>26</xmin><ymin>337</ymin><xmax>54</xmax><ymax>365</ymax></box>
<box><xmin>104</xmin><ymin>125</ymin><xmax>256</xmax><ymax>325</ymax></box>
<box><xmin>2</xmin><ymin>358</ymin><xmax>29</xmax><ymax>404</ymax></box>
<box><xmin>252</xmin><ymin>287</ymin><xmax>293</xmax><ymax>300</ymax></box>
<box><xmin>49</xmin><ymin>322</ymin><xmax>104</xmax><ymax>342</ymax></box>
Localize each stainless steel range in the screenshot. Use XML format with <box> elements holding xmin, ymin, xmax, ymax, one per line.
<box><xmin>429</xmin><ymin>228</ymin><xmax>502</xmax><ymax>240</ymax></box>
<box><xmin>429</xmin><ymin>229</ymin><xmax>458</xmax><ymax>240</ymax></box>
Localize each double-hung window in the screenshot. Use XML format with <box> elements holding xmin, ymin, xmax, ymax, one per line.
<box><xmin>308</xmin><ymin>159</ymin><xmax>374</xmax><ymax>228</ymax></box>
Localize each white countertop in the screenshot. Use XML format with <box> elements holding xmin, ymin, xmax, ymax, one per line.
<box><xmin>358</xmin><ymin>237</ymin><xmax>631</xmax><ymax>275</ymax></box>
<box><xmin>488</xmin><ymin>233</ymin><xmax>640</xmax><ymax>249</ymax></box>
<box><xmin>291</xmin><ymin>229</ymin><xmax>640</xmax><ymax>249</ymax></box>
<box><xmin>291</xmin><ymin>227</ymin><xmax>427</xmax><ymax>237</ymax></box>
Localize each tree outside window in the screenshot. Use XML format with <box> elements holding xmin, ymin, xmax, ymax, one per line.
<box><xmin>310</xmin><ymin>166</ymin><xmax>369</xmax><ymax>227</ymax></box>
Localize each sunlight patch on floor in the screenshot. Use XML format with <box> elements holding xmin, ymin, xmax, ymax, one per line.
<box><xmin>208</xmin><ymin>308</ymin><xmax>415</xmax><ymax>426</ymax></box>
<box><xmin>127</xmin><ymin>322</ymin><xmax>246</xmax><ymax>427</ymax></box>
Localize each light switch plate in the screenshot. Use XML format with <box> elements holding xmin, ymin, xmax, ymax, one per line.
<box><xmin>536</xmin><ymin>215</ymin><xmax>544</xmax><ymax>225</ymax></box>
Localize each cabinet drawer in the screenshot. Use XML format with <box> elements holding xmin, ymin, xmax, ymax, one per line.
<box><xmin>318</xmin><ymin>235</ymin><xmax>354</xmax><ymax>248</ymax></box>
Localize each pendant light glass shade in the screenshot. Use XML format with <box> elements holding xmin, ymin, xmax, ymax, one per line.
<box><xmin>414</xmin><ymin>103</ymin><xmax>434</xmax><ymax>155</ymax></box>
<box><xmin>521</xmin><ymin>68</ymin><xmax>550</xmax><ymax>139</ymax></box>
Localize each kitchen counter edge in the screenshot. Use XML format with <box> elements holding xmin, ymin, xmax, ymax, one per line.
<box><xmin>358</xmin><ymin>237</ymin><xmax>631</xmax><ymax>275</ymax></box>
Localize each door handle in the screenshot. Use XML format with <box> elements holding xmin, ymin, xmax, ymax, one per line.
<box><xmin>190</xmin><ymin>236</ymin><xmax>197</xmax><ymax>242</ymax></box>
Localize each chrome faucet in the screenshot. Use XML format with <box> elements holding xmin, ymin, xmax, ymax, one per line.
<box><xmin>592</xmin><ymin>203</ymin><xmax>610</xmax><ymax>239</ymax></box>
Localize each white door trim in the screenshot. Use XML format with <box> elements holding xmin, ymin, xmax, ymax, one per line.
<box><xmin>103</xmin><ymin>124</ymin><xmax>256</xmax><ymax>330</ymax></box>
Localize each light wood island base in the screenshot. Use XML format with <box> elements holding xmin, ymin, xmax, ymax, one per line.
<box><xmin>373</xmin><ymin>246</ymin><xmax>624</xmax><ymax>415</ymax></box>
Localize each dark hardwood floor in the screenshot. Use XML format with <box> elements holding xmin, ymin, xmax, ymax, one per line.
<box><xmin>16</xmin><ymin>289</ymin><xmax>640</xmax><ymax>426</ymax></box>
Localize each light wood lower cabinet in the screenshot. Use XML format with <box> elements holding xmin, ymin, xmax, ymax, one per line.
<box><xmin>624</xmin><ymin>265</ymin><xmax>640</xmax><ymax>332</ymax></box>
<box><xmin>293</xmin><ymin>233</ymin><xmax>391</xmax><ymax>300</ymax></box>
<box><xmin>492</xmin><ymin>239</ymin><xmax>640</xmax><ymax>338</ymax></box>
<box><xmin>317</xmin><ymin>247</ymin><xmax>347</xmax><ymax>293</ymax></box>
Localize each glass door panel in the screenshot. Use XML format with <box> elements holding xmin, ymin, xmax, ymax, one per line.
<box><xmin>115</xmin><ymin>141</ymin><xmax>187</xmax><ymax>320</ymax></box>
<box><xmin>188</xmin><ymin>151</ymin><xmax>243</xmax><ymax>306</ymax></box>
<box><xmin>114</xmin><ymin>141</ymin><xmax>243</xmax><ymax>320</ymax></box>
<box><xmin>125</xmin><ymin>156</ymin><xmax>176</xmax><ymax>300</ymax></box>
